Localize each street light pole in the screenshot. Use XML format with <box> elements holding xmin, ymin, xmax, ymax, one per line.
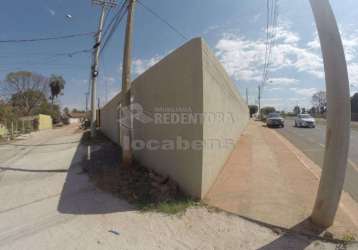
<box><xmin>309</xmin><ymin>0</ymin><xmax>351</xmax><ymax>227</ymax></box>
<box><xmin>120</xmin><ymin>0</ymin><xmax>136</xmax><ymax>167</ymax></box>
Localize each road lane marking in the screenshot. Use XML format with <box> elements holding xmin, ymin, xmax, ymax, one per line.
<box><xmin>272</xmin><ymin>129</ymin><xmax>358</xmax><ymax>227</ymax></box>
<box><xmin>316</xmin><ymin>143</ymin><xmax>358</xmax><ymax>172</ymax></box>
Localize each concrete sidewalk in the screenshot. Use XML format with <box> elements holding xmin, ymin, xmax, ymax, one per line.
<box><xmin>204</xmin><ymin>121</ymin><xmax>358</xmax><ymax>238</ymax></box>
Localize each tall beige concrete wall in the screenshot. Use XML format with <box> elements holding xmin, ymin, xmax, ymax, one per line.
<box><xmin>131</xmin><ymin>38</ymin><xmax>204</xmax><ymax>197</ymax></box>
<box><xmin>100</xmin><ymin>37</ymin><xmax>249</xmax><ymax>198</ymax></box>
<box><xmin>100</xmin><ymin>93</ymin><xmax>121</xmax><ymax>145</ymax></box>
<box><xmin>201</xmin><ymin>41</ymin><xmax>249</xmax><ymax>196</ymax></box>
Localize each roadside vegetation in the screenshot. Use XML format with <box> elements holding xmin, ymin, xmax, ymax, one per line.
<box><xmin>0</xmin><ymin>71</ymin><xmax>66</xmax><ymax>138</ymax></box>
<box><xmin>82</xmin><ymin>131</ymin><xmax>199</xmax><ymax>215</ymax></box>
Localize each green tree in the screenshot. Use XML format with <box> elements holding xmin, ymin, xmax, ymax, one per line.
<box><xmin>293</xmin><ymin>106</ymin><xmax>301</xmax><ymax>115</ymax></box>
<box><xmin>260</xmin><ymin>106</ymin><xmax>276</xmax><ymax>116</ymax></box>
<box><xmin>248</xmin><ymin>105</ymin><xmax>258</xmax><ymax>117</ymax></box>
<box><xmin>0</xmin><ymin>101</ymin><xmax>16</xmax><ymax>122</ymax></box>
<box><xmin>49</xmin><ymin>75</ymin><xmax>65</xmax><ymax>104</ymax></box>
<box><xmin>312</xmin><ymin>91</ymin><xmax>327</xmax><ymax>114</ymax></box>
<box><xmin>63</xmin><ymin>107</ymin><xmax>70</xmax><ymax>115</ymax></box>
<box><xmin>10</xmin><ymin>90</ymin><xmax>47</xmax><ymax>116</ymax></box>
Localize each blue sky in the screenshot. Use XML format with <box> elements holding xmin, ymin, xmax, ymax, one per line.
<box><xmin>1</xmin><ymin>0</ymin><xmax>358</xmax><ymax>111</ymax></box>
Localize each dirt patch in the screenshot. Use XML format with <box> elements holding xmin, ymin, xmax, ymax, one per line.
<box><xmin>81</xmin><ymin>132</ymin><xmax>197</xmax><ymax>214</ymax></box>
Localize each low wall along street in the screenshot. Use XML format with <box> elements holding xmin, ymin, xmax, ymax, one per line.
<box><xmin>100</xmin><ymin>38</ymin><xmax>249</xmax><ymax>198</ymax></box>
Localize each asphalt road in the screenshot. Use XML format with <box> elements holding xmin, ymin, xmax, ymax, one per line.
<box><xmin>277</xmin><ymin>118</ymin><xmax>358</xmax><ymax>203</ymax></box>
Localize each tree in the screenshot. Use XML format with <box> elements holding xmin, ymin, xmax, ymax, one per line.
<box><xmin>302</xmin><ymin>107</ymin><xmax>306</xmax><ymax>114</ymax></box>
<box><xmin>309</xmin><ymin>106</ymin><xmax>317</xmax><ymax>115</ymax></box>
<box><xmin>1</xmin><ymin>71</ymin><xmax>49</xmax><ymax>97</ymax></box>
<box><xmin>49</xmin><ymin>75</ymin><xmax>65</xmax><ymax>104</ymax></box>
<box><xmin>260</xmin><ymin>106</ymin><xmax>276</xmax><ymax>116</ymax></box>
<box><xmin>351</xmin><ymin>93</ymin><xmax>358</xmax><ymax>114</ymax></box>
<box><xmin>312</xmin><ymin>91</ymin><xmax>327</xmax><ymax>114</ymax></box>
<box><xmin>0</xmin><ymin>101</ymin><xmax>16</xmax><ymax>123</ymax></box>
<box><xmin>293</xmin><ymin>106</ymin><xmax>301</xmax><ymax>115</ymax></box>
<box><xmin>248</xmin><ymin>105</ymin><xmax>258</xmax><ymax>117</ymax></box>
<box><xmin>63</xmin><ymin>107</ymin><xmax>70</xmax><ymax>115</ymax></box>
<box><xmin>35</xmin><ymin>102</ymin><xmax>61</xmax><ymax>123</ymax></box>
<box><xmin>10</xmin><ymin>90</ymin><xmax>47</xmax><ymax>116</ymax></box>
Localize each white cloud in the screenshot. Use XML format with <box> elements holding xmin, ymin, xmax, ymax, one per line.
<box><xmin>214</xmin><ymin>24</ymin><xmax>324</xmax><ymax>82</ymax></box>
<box><xmin>266</xmin><ymin>77</ymin><xmax>298</xmax><ymax>87</ymax></box>
<box><xmin>306</xmin><ymin>29</ymin><xmax>358</xmax><ymax>87</ymax></box>
<box><xmin>132</xmin><ymin>55</ymin><xmax>162</xmax><ymax>76</ymax></box>
<box><xmin>215</xmin><ymin>34</ymin><xmax>265</xmax><ymax>81</ymax></box>
<box><xmin>290</xmin><ymin>87</ymin><xmax>317</xmax><ymax>97</ymax></box>
<box><xmin>261</xmin><ymin>97</ymin><xmax>307</xmax><ymax>111</ymax></box>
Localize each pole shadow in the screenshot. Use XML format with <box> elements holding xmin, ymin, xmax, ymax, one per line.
<box><xmin>257</xmin><ymin>217</ymin><xmax>329</xmax><ymax>250</ymax></box>
<box><xmin>57</xmin><ymin>132</ymin><xmax>134</xmax><ymax>214</ymax></box>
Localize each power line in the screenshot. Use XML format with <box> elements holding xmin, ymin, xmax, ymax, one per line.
<box><xmin>261</xmin><ymin>0</ymin><xmax>279</xmax><ymax>89</ymax></box>
<box><xmin>137</xmin><ymin>0</ymin><xmax>188</xmax><ymax>41</ymax></box>
<box><xmin>0</xmin><ymin>32</ymin><xmax>96</xmax><ymax>44</ymax></box>
<box><xmin>100</xmin><ymin>0</ymin><xmax>129</xmax><ymax>55</ymax></box>
<box><xmin>102</xmin><ymin>0</ymin><xmax>128</xmax><ymax>39</ymax></box>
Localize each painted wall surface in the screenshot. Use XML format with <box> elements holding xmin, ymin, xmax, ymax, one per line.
<box><xmin>0</xmin><ymin>124</ymin><xmax>7</xmax><ymax>137</ymax></box>
<box><xmin>100</xmin><ymin>93</ymin><xmax>121</xmax><ymax>145</ymax></box>
<box><xmin>68</xmin><ymin>118</ymin><xmax>81</xmax><ymax>124</ymax></box>
<box><xmin>131</xmin><ymin>38</ymin><xmax>204</xmax><ymax>197</ymax></box>
<box><xmin>37</xmin><ymin>114</ymin><xmax>52</xmax><ymax>130</ymax></box>
<box><xmin>100</xmin><ymin>38</ymin><xmax>249</xmax><ymax>198</ymax></box>
<box><xmin>201</xmin><ymin>41</ymin><xmax>249</xmax><ymax>196</ymax></box>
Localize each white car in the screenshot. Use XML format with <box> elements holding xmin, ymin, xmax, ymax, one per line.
<box><xmin>294</xmin><ymin>114</ymin><xmax>316</xmax><ymax>128</ymax></box>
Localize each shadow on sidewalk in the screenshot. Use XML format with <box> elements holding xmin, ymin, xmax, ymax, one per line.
<box><xmin>57</xmin><ymin>131</ymin><xmax>134</xmax><ymax>215</ymax></box>
<box><xmin>258</xmin><ymin>217</ymin><xmax>328</xmax><ymax>250</ymax></box>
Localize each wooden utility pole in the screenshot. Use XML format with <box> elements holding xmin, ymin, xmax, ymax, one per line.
<box><xmin>120</xmin><ymin>0</ymin><xmax>136</xmax><ymax>167</ymax></box>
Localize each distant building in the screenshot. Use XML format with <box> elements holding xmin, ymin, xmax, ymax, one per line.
<box><xmin>66</xmin><ymin>112</ymin><xmax>86</xmax><ymax>124</ymax></box>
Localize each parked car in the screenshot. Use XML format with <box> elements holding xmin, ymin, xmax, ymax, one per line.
<box><xmin>294</xmin><ymin>114</ymin><xmax>316</xmax><ymax>128</ymax></box>
<box><xmin>266</xmin><ymin>112</ymin><xmax>285</xmax><ymax>128</ymax></box>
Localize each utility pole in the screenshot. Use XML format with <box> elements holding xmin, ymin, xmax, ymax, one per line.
<box><xmin>85</xmin><ymin>92</ymin><xmax>89</xmax><ymax>113</ymax></box>
<box><xmin>258</xmin><ymin>85</ymin><xmax>261</xmax><ymax>119</ymax></box>
<box><xmin>105</xmin><ymin>79</ymin><xmax>108</xmax><ymax>103</ymax></box>
<box><xmin>309</xmin><ymin>0</ymin><xmax>351</xmax><ymax>227</ymax></box>
<box><xmin>90</xmin><ymin>0</ymin><xmax>116</xmax><ymax>138</ymax></box>
<box><xmin>246</xmin><ymin>88</ymin><xmax>249</xmax><ymax>105</ymax></box>
<box><xmin>120</xmin><ymin>0</ymin><xmax>136</xmax><ymax>167</ymax></box>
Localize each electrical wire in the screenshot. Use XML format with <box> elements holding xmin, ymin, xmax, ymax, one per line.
<box><xmin>99</xmin><ymin>0</ymin><xmax>129</xmax><ymax>55</ymax></box>
<box><xmin>0</xmin><ymin>32</ymin><xmax>96</xmax><ymax>44</ymax></box>
<box><xmin>261</xmin><ymin>0</ymin><xmax>279</xmax><ymax>90</ymax></box>
<box><xmin>137</xmin><ymin>0</ymin><xmax>188</xmax><ymax>41</ymax></box>
<box><xmin>102</xmin><ymin>0</ymin><xmax>128</xmax><ymax>39</ymax></box>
